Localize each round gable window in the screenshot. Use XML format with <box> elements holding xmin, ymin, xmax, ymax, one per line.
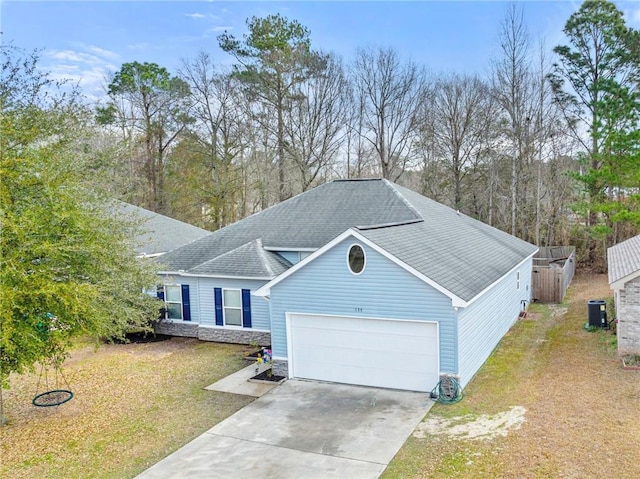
<box><xmin>348</xmin><ymin>244</ymin><xmax>366</xmax><ymax>275</ymax></box>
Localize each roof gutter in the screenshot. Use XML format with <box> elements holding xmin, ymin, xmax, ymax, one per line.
<box><xmin>157</xmin><ymin>271</ymin><xmax>276</xmax><ymax>281</ymax></box>
<box><xmin>262</xmin><ymin>246</ymin><xmax>317</xmax><ymax>252</ymax></box>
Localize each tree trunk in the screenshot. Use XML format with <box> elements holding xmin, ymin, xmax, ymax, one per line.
<box><xmin>0</xmin><ymin>384</ymin><xmax>5</xmax><ymax>426</ymax></box>
<box><xmin>511</xmin><ymin>135</ymin><xmax>518</xmax><ymax>236</ymax></box>
<box><xmin>277</xmin><ymin>87</ymin><xmax>286</xmax><ymax>201</ymax></box>
<box><xmin>535</xmin><ymin>153</ymin><xmax>542</xmax><ymax>246</ymax></box>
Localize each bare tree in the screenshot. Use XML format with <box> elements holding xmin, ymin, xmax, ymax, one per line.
<box><xmin>284</xmin><ymin>53</ymin><xmax>348</xmax><ymax>191</ymax></box>
<box><xmin>178</xmin><ymin>52</ymin><xmax>248</xmax><ymax>228</ymax></box>
<box><xmin>351</xmin><ymin>46</ymin><xmax>427</xmax><ymax>180</ymax></box>
<box><xmin>492</xmin><ymin>4</ymin><xmax>537</xmax><ymax>236</ymax></box>
<box><xmin>343</xmin><ymin>84</ymin><xmax>377</xmax><ymax>179</ymax></box>
<box><xmin>428</xmin><ymin>73</ymin><xmax>496</xmax><ymax>210</ymax></box>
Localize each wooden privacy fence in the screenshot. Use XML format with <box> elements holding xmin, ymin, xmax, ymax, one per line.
<box><xmin>532</xmin><ymin>246</ymin><xmax>576</xmax><ymax>303</ymax></box>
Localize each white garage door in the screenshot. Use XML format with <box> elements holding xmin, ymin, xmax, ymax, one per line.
<box><xmin>287</xmin><ymin>313</ymin><xmax>439</xmax><ymax>392</ymax></box>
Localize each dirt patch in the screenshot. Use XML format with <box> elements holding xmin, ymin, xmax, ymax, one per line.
<box><xmin>549</xmin><ymin>304</ymin><xmax>568</xmax><ymax>317</ymax></box>
<box><xmin>413</xmin><ymin>406</ymin><xmax>526</xmax><ymax>441</ymax></box>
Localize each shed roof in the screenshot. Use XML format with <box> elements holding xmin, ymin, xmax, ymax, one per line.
<box><xmin>608</xmin><ymin>234</ymin><xmax>640</xmax><ymax>286</ymax></box>
<box><xmin>157</xmin><ymin>179</ymin><xmax>537</xmax><ymax>297</ymax></box>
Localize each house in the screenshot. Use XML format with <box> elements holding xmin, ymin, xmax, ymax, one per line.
<box><xmin>113</xmin><ymin>201</ymin><xmax>210</xmax><ymax>258</ymax></box>
<box><xmin>155</xmin><ymin>179</ymin><xmax>537</xmax><ymax>392</ymax></box>
<box><xmin>608</xmin><ymin>235</ymin><xmax>640</xmax><ymax>354</ymax></box>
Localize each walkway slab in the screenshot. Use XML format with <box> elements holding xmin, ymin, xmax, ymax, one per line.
<box><xmin>137</xmin><ymin>379</ymin><xmax>432</xmax><ymax>479</ymax></box>
<box><xmin>204</xmin><ymin>363</ymin><xmax>277</xmax><ymax>397</ymax></box>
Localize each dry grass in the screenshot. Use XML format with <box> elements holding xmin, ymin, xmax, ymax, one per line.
<box><xmin>383</xmin><ymin>274</ymin><xmax>640</xmax><ymax>479</ymax></box>
<box><xmin>0</xmin><ymin>337</ymin><xmax>255</xmax><ymax>479</ymax></box>
<box><xmin>4</xmin><ymin>276</ymin><xmax>638</xmax><ymax>479</ymax></box>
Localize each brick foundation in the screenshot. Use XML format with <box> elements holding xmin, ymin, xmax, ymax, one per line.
<box><xmin>197</xmin><ymin>326</ymin><xmax>270</xmax><ymax>346</ymax></box>
<box><xmin>155</xmin><ymin>321</ymin><xmax>199</xmax><ymax>338</ymax></box>
<box><xmin>155</xmin><ymin>320</ymin><xmax>270</xmax><ymax>346</ymax></box>
<box><xmin>272</xmin><ymin>359</ymin><xmax>289</xmax><ymax>377</ymax></box>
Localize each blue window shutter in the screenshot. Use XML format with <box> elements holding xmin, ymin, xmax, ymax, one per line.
<box><xmin>181</xmin><ymin>284</ymin><xmax>191</xmax><ymax>321</ymax></box>
<box><xmin>214</xmin><ymin>288</ymin><xmax>223</xmax><ymax>326</ymax></box>
<box><xmin>242</xmin><ymin>289</ymin><xmax>252</xmax><ymax>328</ymax></box>
<box><xmin>157</xmin><ymin>287</ymin><xmax>165</xmax><ymax>320</ymax></box>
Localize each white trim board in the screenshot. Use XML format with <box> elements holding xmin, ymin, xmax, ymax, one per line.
<box><xmin>263</xmin><ymin>247</ymin><xmax>317</xmax><ymax>252</ymax></box>
<box><xmin>610</xmin><ymin>268</ymin><xmax>640</xmax><ymax>291</ymax></box>
<box><xmin>158</xmin><ymin>271</ymin><xmax>274</xmax><ymax>281</ymax></box>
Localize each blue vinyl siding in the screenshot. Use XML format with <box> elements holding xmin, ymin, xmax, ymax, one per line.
<box><xmin>159</xmin><ymin>275</ymin><xmax>200</xmax><ymax>323</ymax></box>
<box><xmin>277</xmin><ymin>251</ymin><xmax>301</xmax><ymax>264</ymax></box>
<box><xmin>157</xmin><ymin>275</ymin><xmax>269</xmax><ymax>330</ymax></box>
<box><xmin>457</xmin><ymin>256</ymin><xmax>534</xmax><ymax>387</ymax></box>
<box><xmin>197</xmin><ymin>278</ymin><xmax>270</xmax><ymax>330</ymax></box>
<box><xmin>268</xmin><ymin>239</ymin><xmax>457</xmax><ymax>373</ymax></box>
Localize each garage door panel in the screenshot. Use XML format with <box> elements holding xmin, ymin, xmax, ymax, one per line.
<box><xmin>302</xmin><ymin>348</ymin><xmax>438</xmax><ymax>374</ymax></box>
<box><xmin>295</xmin><ymin>315</ymin><xmax>437</xmax><ymax>338</ymax></box>
<box><xmin>289</xmin><ymin>313</ymin><xmax>439</xmax><ymax>392</ymax></box>
<box><xmin>295</xmin><ymin>361</ymin><xmax>428</xmax><ymax>391</ymax></box>
<box><xmin>294</xmin><ymin>327</ymin><xmax>435</xmax><ymax>354</ymax></box>
<box><xmin>296</xmin><ymin>344</ymin><xmax>438</xmax><ymax>367</ymax></box>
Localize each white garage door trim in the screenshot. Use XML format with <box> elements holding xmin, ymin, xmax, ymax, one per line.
<box><xmin>285</xmin><ymin>312</ymin><xmax>440</xmax><ymax>392</ymax></box>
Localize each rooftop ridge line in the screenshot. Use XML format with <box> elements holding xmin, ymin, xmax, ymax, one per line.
<box><xmin>382</xmin><ymin>179</ymin><xmax>423</xmax><ymax>221</ymax></box>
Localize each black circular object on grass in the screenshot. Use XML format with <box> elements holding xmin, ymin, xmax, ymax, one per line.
<box><xmin>32</xmin><ymin>389</ymin><xmax>74</xmax><ymax>407</ymax></box>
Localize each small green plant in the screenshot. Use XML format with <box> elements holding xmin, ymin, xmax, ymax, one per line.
<box><xmin>622</xmin><ymin>354</ymin><xmax>640</xmax><ymax>367</ymax></box>
<box><xmin>606</xmin><ymin>296</ymin><xmax>616</xmax><ymax>323</ymax></box>
<box><xmin>599</xmin><ymin>329</ymin><xmax>617</xmax><ymax>355</ymax></box>
<box><xmin>583</xmin><ymin>322</ymin><xmax>599</xmax><ymax>332</ymax></box>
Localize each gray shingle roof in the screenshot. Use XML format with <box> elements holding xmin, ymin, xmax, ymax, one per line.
<box><xmin>114</xmin><ymin>202</ymin><xmax>210</xmax><ymax>256</ymax></box>
<box><xmin>189</xmin><ymin>239</ymin><xmax>291</xmax><ymax>278</ymax></box>
<box><xmin>608</xmin><ymin>234</ymin><xmax>640</xmax><ymax>285</ymax></box>
<box><xmin>157</xmin><ymin>179</ymin><xmax>537</xmax><ymax>295</ymax></box>
<box><xmin>158</xmin><ymin>179</ymin><xmax>419</xmax><ymax>273</ymax></box>
<box><xmin>360</xmin><ymin>184</ymin><xmax>538</xmax><ymax>302</ymax></box>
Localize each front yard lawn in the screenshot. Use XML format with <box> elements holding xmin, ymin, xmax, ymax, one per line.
<box><xmin>383</xmin><ymin>274</ymin><xmax>640</xmax><ymax>478</ymax></box>
<box><xmin>0</xmin><ymin>337</ymin><xmax>254</xmax><ymax>479</ymax></box>
<box><xmin>4</xmin><ymin>275</ymin><xmax>638</xmax><ymax>479</ymax></box>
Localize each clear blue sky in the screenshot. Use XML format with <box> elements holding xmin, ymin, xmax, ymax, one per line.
<box><xmin>3</xmin><ymin>1</ymin><xmax>640</xmax><ymax>100</ymax></box>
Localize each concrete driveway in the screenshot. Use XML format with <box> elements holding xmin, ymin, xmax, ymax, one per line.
<box><xmin>136</xmin><ymin>379</ymin><xmax>432</xmax><ymax>479</ymax></box>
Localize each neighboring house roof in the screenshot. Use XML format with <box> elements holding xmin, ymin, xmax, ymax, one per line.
<box><xmin>608</xmin><ymin>234</ymin><xmax>640</xmax><ymax>288</ymax></box>
<box><xmin>114</xmin><ymin>201</ymin><xmax>210</xmax><ymax>256</ymax></box>
<box><xmin>157</xmin><ymin>179</ymin><xmax>538</xmax><ymax>297</ymax></box>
